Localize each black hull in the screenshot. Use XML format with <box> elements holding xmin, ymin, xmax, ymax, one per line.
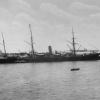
<box><xmin>0</xmin><ymin>57</ymin><xmax>18</xmax><ymax>63</ymax></box>
<box><xmin>18</xmin><ymin>53</ymin><xmax>100</xmax><ymax>63</ymax></box>
<box><xmin>0</xmin><ymin>53</ymin><xmax>99</xmax><ymax>63</ymax></box>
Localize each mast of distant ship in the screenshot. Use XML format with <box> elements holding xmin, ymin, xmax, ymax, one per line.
<box><xmin>72</xmin><ymin>28</ymin><xmax>76</xmax><ymax>56</ymax></box>
<box><xmin>29</xmin><ymin>24</ymin><xmax>35</xmax><ymax>58</ymax></box>
<box><xmin>1</xmin><ymin>33</ymin><xmax>7</xmax><ymax>56</ymax></box>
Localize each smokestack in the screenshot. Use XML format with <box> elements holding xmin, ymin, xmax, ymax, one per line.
<box><xmin>48</xmin><ymin>45</ymin><xmax>52</xmax><ymax>54</ymax></box>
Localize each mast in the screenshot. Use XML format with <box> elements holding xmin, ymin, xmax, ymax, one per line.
<box><xmin>1</xmin><ymin>33</ymin><xmax>7</xmax><ymax>56</ymax></box>
<box><xmin>72</xmin><ymin>28</ymin><xmax>76</xmax><ymax>56</ymax></box>
<box><xmin>29</xmin><ymin>24</ymin><xmax>35</xmax><ymax>57</ymax></box>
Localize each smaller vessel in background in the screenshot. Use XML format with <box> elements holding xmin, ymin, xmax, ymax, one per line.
<box><xmin>0</xmin><ymin>33</ymin><xmax>18</xmax><ymax>63</ymax></box>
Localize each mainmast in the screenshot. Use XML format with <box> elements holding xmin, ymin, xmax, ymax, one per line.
<box><xmin>1</xmin><ymin>33</ymin><xmax>7</xmax><ymax>56</ymax></box>
<box><xmin>72</xmin><ymin>28</ymin><xmax>76</xmax><ymax>56</ymax></box>
<box><xmin>29</xmin><ymin>24</ymin><xmax>35</xmax><ymax>57</ymax></box>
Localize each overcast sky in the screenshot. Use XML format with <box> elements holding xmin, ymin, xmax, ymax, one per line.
<box><xmin>0</xmin><ymin>0</ymin><xmax>100</xmax><ymax>53</ymax></box>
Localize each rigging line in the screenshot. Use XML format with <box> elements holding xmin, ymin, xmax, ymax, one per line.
<box><xmin>78</xmin><ymin>38</ymin><xmax>99</xmax><ymax>50</ymax></box>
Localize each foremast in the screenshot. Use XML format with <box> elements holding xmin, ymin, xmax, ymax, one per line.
<box><xmin>29</xmin><ymin>24</ymin><xmax>35</xmax><ymax>58</ymax></box>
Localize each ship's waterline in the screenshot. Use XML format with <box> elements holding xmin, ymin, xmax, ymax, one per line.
<box><xmin>0</xmin><ymin>61</ymin><xmax>100</xmax><ymax>100</ymax></box>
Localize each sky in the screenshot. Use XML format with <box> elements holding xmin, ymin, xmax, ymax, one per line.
<box><xmin>0</xmin><ymin>0</ymin><xmax>100</xmax><ymax>53</ymax></box>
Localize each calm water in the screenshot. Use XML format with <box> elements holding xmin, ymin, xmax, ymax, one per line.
<box><xmin>0</xmin><ymin>61</ymin><xmax>100</xmax><ymax>100</ymax></box>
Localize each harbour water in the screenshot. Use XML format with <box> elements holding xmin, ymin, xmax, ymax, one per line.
<box><xmin>0</xmin><ymin>61</ymin><xmax>100</xmax><ymax>100</ymax></box>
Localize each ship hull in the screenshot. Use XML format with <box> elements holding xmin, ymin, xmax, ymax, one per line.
<box><xmin>18</xmin><ymin>53</ymin><xmax>100</xmax><ymax>63</ymax></box>
<box><xmin>0</xmin><ymin>56</ymin><xmax>18</xmax><ymax>63</ymax></box>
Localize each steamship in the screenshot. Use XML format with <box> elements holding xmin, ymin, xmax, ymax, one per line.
<box><xmin>18</xmin><ymin>25</ymin><xmax>100</xmax><ymax>63</ymax></box>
